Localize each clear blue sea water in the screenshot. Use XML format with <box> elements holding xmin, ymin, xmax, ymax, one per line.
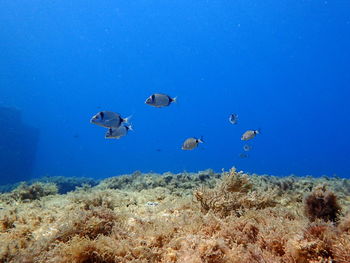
<box><xmin>1</xmin><ymin>0</ymin><xmax>350</xmax><ymax>183</ymax></box>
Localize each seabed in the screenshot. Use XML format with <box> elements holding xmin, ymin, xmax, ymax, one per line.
<box><xmin>1</xmin><ymin>168</ymin><xmax>350</xmax><ymax>263</ymax></box>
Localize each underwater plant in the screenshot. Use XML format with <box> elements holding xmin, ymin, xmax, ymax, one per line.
<box><xmin>194</xmin><ymin>168</ymin><xmax>278</xmax><ymax>217</ymax></box>
<box><xmin>0</xmin><ymin>182</ymin><xmax>58</xmax><ymax>203</ymax></box>
<box><xmin>304</xmin><ymin>185</ymin><xmax>341</xmax><ymax>223</ymax></box>
<box><xmin>69</xmin><ymin>187</ymin><xmax>117</xmax><ymax>210</ymax></box>
<box><xmin>1</xmin><ymin>170</ymin><xmax>350</xmax><ymax>263</ymax></box>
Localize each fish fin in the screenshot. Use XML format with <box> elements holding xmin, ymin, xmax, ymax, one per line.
<box><xmin>105</xmin><ymin>128</ymin><xmax>112</xmax><ymax>137</ymax></box>
<box><xmin>105</xmin><ymin>129</ymin><xmax>111</xmax><ymax>139</ymax></box>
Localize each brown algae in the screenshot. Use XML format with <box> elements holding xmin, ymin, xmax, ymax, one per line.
<box><xmin>1</xmin><ymin>168</ymin><xmax>350</xmax><ymax>263</ymax></box>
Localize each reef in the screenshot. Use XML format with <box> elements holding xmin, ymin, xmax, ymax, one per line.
<box><xmin>0</xmin><ymin>168</ymin><xmax>350</xmax><ymax>263</ymax></box>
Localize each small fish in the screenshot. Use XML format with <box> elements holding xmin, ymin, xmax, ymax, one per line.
<box><xmin>146</xmin><ymin>201</ymin><xmax>159</xmax><ymax>207</ymax></box>
<box><xmin>181</xmin><ymin>137</ymin><xmax>204</xmax><ymax>150</ymax></box>
<box><xmin>229</xmin><ymin>114</ymin><xmax>238</xmax><ymax>124</ymax></box>
<box><xmin>105</xmin><ymin>125</ymin><xmax>133</xmax><ymax>139</ymax></box>
<box><xmin>239</xmin><ymin>153</ymin><xmax>248</xmax><ymax>158</ymax></box>
<box><xmin>243</xmin><ymin>144</ymin><xmax>252</xmax><ymax>151</ymax></box>
<box><xmin>145</xmin><ymin>93</ymin><xmax>177</xmax><ymax>108</ymax></box>
<box><xmin>241</xmin><ymin>129</ymin><xmax>260</xmax><ymax>141</ymax></box>
<box><xmin>90</xmin><ymin>111</ymin><xmax>130</xmax><ymax>128</ymax></box>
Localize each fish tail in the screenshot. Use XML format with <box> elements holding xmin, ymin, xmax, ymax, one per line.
<box><xmin>199</xmin><ymin>136</ymin><xmax>204</xmax><ymax>143</ymax></box>
<box><xmin>123</xmin><ymin>115</ymin><xmax>132</xmax><ymax>123</ymax></box>
<box><xmin>171</xmin><ymin>96</ymin><xmax>178</xmax><ymax>103</ymax></box>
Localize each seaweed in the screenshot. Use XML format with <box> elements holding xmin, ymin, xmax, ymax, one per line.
<box><xmin>0</xmin><ymin>176</ymin><xmax>98</xmax><ymax>194</ymax></box>
<box><xmin>304</xmin><ymin>185</ymin><xmax>341</xmax><ymax>223</ymax></box>
<box><xmin>1</xmin><ymin>182</ymin><xmax>58</xmax><ymax>202</ymax></box>
<box><xmin>97</xmin><ymin>170</ymin><xmax>220</xmax><ymax>195</ymax></box>
<box><xmin>32</xmin><ymin>176</ymin><xmax>98</xmax><ymax>194</ymax></box>
<box><xmin>332</xmin><ymin>234</ymin><xmax>350</xmax><ymax>263</ymax></box>
<box><xmin>1</xmin><ymin>169</ymin><xmax>350</xmax><ymax>262</ymax></box>
<box><xmin>338</xmin><ymin>210</ymin><xmax>350</xmax><ymax>234</ymax></box>
<box><xmin>69</xmin><ymin>187</ymin><xmax>117</xmax><ymax>210</ymax></box>
<box><xmin>194</xmin><ymin>168</ymin><xmax>278</xmax><ymax>217</ymax></box>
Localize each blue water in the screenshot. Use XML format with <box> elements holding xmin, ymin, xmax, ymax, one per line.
<box><xmin>1</xmin><ymin>0</ymin><xmax>350</xmax><ymax>182</ymax></box>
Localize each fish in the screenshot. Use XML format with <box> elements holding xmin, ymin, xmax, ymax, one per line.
<box><xmin>229</xmin><ymin>114</ymin><xmax>238</xmax><ymax>124</ymax></box>
<box><xmin>145</xmin><ymin>93</ymin><xmax>177</xmax><ymax>108</ymax></box>
<box><xmin>243</xmin><ymin>144</ymin><xmax>252</xmax><ymax>151</ymax></box>
<box><xmin>90</xmin><ymin>111</ymin><xmax>130</xmax><ymax>128</ymax></box>
<box><xmin>239</xmin><ymin>153</ymin><xmax>248</xmax><ymax>158</ymax></box>
<box><xmin>181</xmin><ymin>137</ymin><xmax>204</xmax><ymax>150</ymax></box>
<box><xmin>241</xmin><ymin>129</ymin><xmax>260</xmax><ymax>141</ymax></box>
<box><xmin>105</xmin><ymin>125</ymin><xmax>133</xmax><ymax>139</ymax></box>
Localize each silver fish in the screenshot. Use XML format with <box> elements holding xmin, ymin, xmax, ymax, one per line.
<box><xmin>90</xmin><ymin>111</ymin><xmax>130</xmax><ymax>128</ymax></box>
<box><xmin>243</xmin><ymin>144</ymin><xmax>252</xmax><ymax>151</ymax></box>
<box><xmin>105</xmin><ymin>125</ymin><xmax>133</xmax><ymax>139</ymax></box>
<box><xmin>241</xmin><ymin>129</ymin><xmax>260</xmax><ymax>141</ymax></box>
<box><xmin>181</xmin><ymin>137</ymin><xmax>204</xmax><ymax>150</ymax></box>
<box><xmin>239</xmin><ymin>153</ymin><xmax>248</xmax><ymax>158</ymax></box>
<box><xmin>229</xmin><ymin>114</ymin><xmax>238</xmax><ymax>124</ymax></box>
<box><xmin>145</xmin><ymin>93</ymin><xmax>177</xmax><ymax>108</ymax></box>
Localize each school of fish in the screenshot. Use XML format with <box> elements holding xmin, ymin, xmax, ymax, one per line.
<box><xmin>90</xmin><ymin>93</ymin><xmax>260</xmax><ymax>155</ymax></box>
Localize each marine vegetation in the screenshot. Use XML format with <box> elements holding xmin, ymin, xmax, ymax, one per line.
<box><xmin>0</xmin><ymin>176</ymin><xmax>98</xmax><ymax>194</ymax></box>
<box><xmin>304</xmin><ymin>184</ymin><xmax>341</xmax><ymax>223</ymax></box>
<box><xmin>0</xmin><ymin>168</ymin><xmax>350</xmax><ymax>263</ymax></box>
<box><xmin>194</xmin><ymin>168</ymin><xmax>278</xmax><ymax>217</ymax></box>
<box><xmin>0</xmin><ymin>182</ymin><xmax>58</xmax><ymax>203</ymax></box>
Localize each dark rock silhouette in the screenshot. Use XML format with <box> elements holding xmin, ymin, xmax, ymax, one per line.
<box><xmin>0</xmin><ymin>106</ymin><xmax>39</xmax><ymax>184</ymax></box>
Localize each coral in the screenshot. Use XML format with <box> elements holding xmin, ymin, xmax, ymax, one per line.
<box><xmin>194</xmin><ymin>168</ymin><xmax>278</xmax><ymax>217</ymax></box>
<box><xmin>304</xmin><ymin>185</ymin><xmax>341</xmax><ymax>223</ymax></box>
